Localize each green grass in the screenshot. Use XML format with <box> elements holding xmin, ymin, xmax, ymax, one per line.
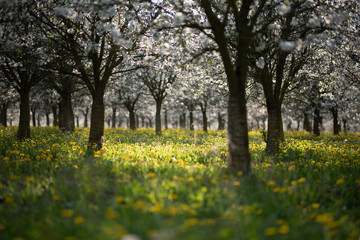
<box><xmin>0</xmin><ymin>127</ymin><xmax>359</xmax><ymax>240</ymax></box>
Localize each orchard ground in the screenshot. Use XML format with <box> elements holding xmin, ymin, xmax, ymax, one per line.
<box><xmin>0</xmin><ymin>127</ymin><xmax>359</xmax><ymax>240</ymax></box>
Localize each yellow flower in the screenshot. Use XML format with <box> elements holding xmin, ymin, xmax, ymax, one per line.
<box><xmin>74</xmin><ymin>216</ymin><xmax>85</xmax><ymax>224</ymax></box>
<box><xmin>105</xmin><ymin>207</ymin><xmax>118</xmax><ymax>219</ymax></box>
<box><xmin>73</xmin><ymin>165</ymin><xmax>78</xmax><ymax>169</ymax></box>
<box><xmin>61</xmin><ymin>209</ymin><xmax>74</xmax><ymax>218</ymax></box>
<box><xmin>115</xmin><ymin>196</ymin><xmax>123</xmax><ymax>203</ymax></box>
<box><xmin>265</xmin><ymin>227</ymin><xmax>277</xmax><ymax>236</ymax></box>
<box><xmin>233</xmin><ymin>181</ymin><xmax>241</xmax><ymax>186</ymax></box>
<box><xmin>134</xmin><ymin>200</ymin><xmax>146</xmax><ymax>210</ymax></box>
<box><xmin>149</xmin><ymin>203</ymin><xmax>162</xmax><ymax>213</ymax></box>
<box><xmin>147</xmin><ymin>172</ymin><xmax>156</xmax><ymax>178</ymax></box>
<box><xmin>278</xmin><ymin>225</ymin><xmax>290</xmax><ymax>234</ymax></box>
<box><xmin>210</xmin><ymin>179</ymin><xmax>216</xmax><ymax>184</ymax></box>
<box><xmin>336</xmin><ymin>178</ymin><xmax>344</xmax><ymax>185</ymax></box>
<box><xmin>26</xmin><ymin>176</ymin><xmax>34</xmax><ymax>183</ymax></box>
<box><xmin>312</xmin><ymin>203</ymin><xmax>320</xmax><ymax>209</ymax></box>
<box><xmin>52</xmin><ymin>195</ymin><xmax>61</xmax><ymax>201</ymax></box>
<box><xmin>5</xmin><ymin>197</ymin><xmax>13</xmax><ymax>203</ymax></box>
<box><xmin>183</xmin><ymin>218</ymin><xmax>199</xmax><ymax>227</ymax></box>
<box><xmin>298</xmin><ymin>177</ymin><xmax>306</xmax><ymax>183</ymax></box>
<box><xmin>268</xmin><ymin>180</ymin><xmax>276</xmax><ymax>187</ymax></box>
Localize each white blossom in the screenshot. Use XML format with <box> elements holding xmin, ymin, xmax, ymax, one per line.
<box><xmin>54</xmin><ymin>6</ymin><xmax>77</xmax><ymax>19</ymax></box>
<box><xmin>269</xmin><ymin>23</ymin><xmax>281</xmax><ymax>30</ymax></box>
<box><xmin>174</xmin><ymin>12</ymin><xmax>185</xmax><ymax>26</ymax></box>
<box><xmin>256</xmin><ymin>57</ymin><xmax>265</xmax><ymax>69</ymax></box>
<box><xmin>307</xmin><ymin>16</ymin><xmax>321</xmax><ymax>27</ymax></box>
<box><xmin>277</xmin><ymin>3</ymin><xmax>291</xmax><ymax>16</ymax></box>
<box><xmin>291</xmin><ymin>18</ymin><xmax>299</xmax><ymax>27</ymax></box>
<box><xmin>279</xmin><ymin>41</ymin><xmax>295</xmax><ymax>52</ymax></box>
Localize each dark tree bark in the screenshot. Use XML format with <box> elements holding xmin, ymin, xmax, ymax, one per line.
<box><xmin>122</xmin><ymin>96</ymin><xmax>139</xmax><ymax>131</ymax></box>
<box><xmin>148</xmin><ymin>117</ymin><xmax>153</xmax><ymax>128</ymax></box>
<box><xmin>189</xmin><ymin>109</ymin><xmax>194</xmax><ymax>131</ymax></box>
<box><xmin>313</xmin><ymin>106</ymin><xmax>321</xmax><ymax>136</ymax></box>
<box><xmin>265</xmin><ymin>102</ymin><xmax>282</xmax><ymax>153</ymax></box>
<box><xmin>111</xmin><ymin>107</ymin><xmax>117</xmax><ymax>128</ymax></box>
<box><xmin>342</xmin><ymin>118</ymin><xmax>347</xmax><ymax>134</ymax></box>
<box><xmin>200</xmin><ymin>103</ymin><xmax>208</xmax><ymax>132</ymax></box>
<box><xmin>37</xmin><ymin>113</ymin><xmax>41</xmax><ymax>127</ymax></box>
<box><xmin>0</xmin><ymin>102</ymin><xmax>9</xmax><ymax>127</ymax></box>
<box><xmin>304</xmin><ymin>112</ymin><xmax>312</xmax><ymax>132</ymax></box>
<box><xmin>75</xmin><ymin>115</ymin><xmax>79</xmax><ymax>128</ymax></box>
<box><xmin>155</xmin><ymin>101</ymin><xmax>162</xmax><ymax>135</ymax></box>
<box><xmin>31</xmin><ymin>106</ymin><xmax>36</xmax><ymax>127</ymax></box>
<box><xmin>45</xmin><ymin>112</ymin><xmax>50</xmax><ymax>126</ymax></box>
<box><xmin>83</xmin><ymin>107</ymin><xmax>89</xmax><ymax>128</ymax></box>
<box><xmin>217</xmin><ymin>112</ymin><xmax>225</xmax><ymax>130</ymax></box>
<box><xmin>136</xmin><ymin>114</ymin><xmax>140</xmax><ymax>129</ymax></box>
<box><xmin>164</xmin><ymin>108</ymin><xmax>168</xmax><ymax>130</ymax></box>
<box><xmin>17</xmin><ymin>89</ymin><xmax>31</xmax><ymax>139</ymax></box>
<box><xmin>141</xmin><ymin>116</ymin><xmax>145</xmax><ymax>128</ymax></box>
<box><xmin>129</xmin><ymin>110</ymin><xmax>136</xmax><ymax>130</ymax></box>
<box><xmin>88</xmin><ymin>90</ymin><xmax>105</xmax><ymax>148</ymax></box>
<box><xmin>58</xmin><ymin>89</ymin><xmax>75</xmax><ymax>132</ymax></box>
<box><xmin>52</xmin><ymin>105</ymin><xmax>59</xmax><ymax>127</ymax></box>
<box><xmin>330</xmin><ymin>107</ymin><xmax>340</xmax><ymax>135</ymax></box>
<box><xmin>180</xmin><ymin>113</ymin><xmax>186</xmax><ymax>129</ymax></box>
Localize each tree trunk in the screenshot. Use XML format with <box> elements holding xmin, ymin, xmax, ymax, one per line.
<box><xmin>279</xmin><ymin>110</ymin><xmax>284</xmax><ymax>141</ymax></box>
<box><xmin>155</xmin><ymin>101</ymin><xmax>162</xmax><ymax>135</ymax></box>
<box><xmin>107</xmin><ymin>117</ymin><xmax>111</xmax><ymax>128</ymax></box>
<box><xmin>227</xmin><ymin>97</ymin><xmax>250</xmax><ymax>174</ymax></box>
<box><xmin>313</xmin><ymin>106</ymin><xmax>321</xmax><ymax>136</ymax></box>
<box><xmin>17</xmin><ymin>90</ymin><xmax>31</xmax><ymax>140</ymax></box>
<box><xmin>88</xmin><ymin>91</ymin><xmax>105</xmax><ymax>149</ymax></box>
<box><xmin>266</xmin><ymin>103</ymin><xmax>282</xmax><ymax>153</ymax></box>
<box><xmin>52</xmin><ymin>106</ymin><xmax>59</xmax><ymax>127</ymax></box>
<box><xmin>141</xmin><ymin>116</ymin><xmax>145</xmax><ymax>128</ymax></box>
<box><xmin>0</xmin><ymin>102</ymin><xmax>9</xmax><ymax>127</ymax></box>
<box><xmin>342</xmin><ymin>118</ymin><xmax>347</xmax><ymax>134</ymax></box>
<box><xmin>164</xmin><ymin>109</ymin><xmax>168</xmax><ymax>130</ymax></box>
<box><xmin>75</xmin><ymin>115</ymin><xmax>79</xmax><ymax>128</ymax></box>
<box><xmin>304</xmin><ymin>112</ymin><xmax>312</xmax><ymax>132</ymax></box>
<box><xmin>129</xmin><ymin>110</ymin><xmax>136</xmax><ymax>130</ymax></box>
<box><xmin>136</xmin><ymin>114</ymin><xmax>140</xmax><ymax>129</ymax></box>
<box><xmin>45</xmin><ymin>112</ymin><xmax>50</xmax><ymax>126</ymax></box>
<box><xmin>31</xmin><ymin>107</ymin><xmax>36</xmax><ymax>127</ymax></box>
<box><xmin>148</xmin><ymin>117</ymin><xmax>153</xmax><ymax>128</ymax></box>
<box><xmin>59</xmin><ymin>90</ymin><xmax>75</xmax><ymax>132</ymax></box>
<box><xmin>37</xmin><ymin>113</ymin><xmax>41</xmax><ymax>127</ymax></box>
<box><xmin>330</xmin><ymin>107</ymin><xmax>340</xmax><ymax>135</ymax></box>
<box><xmin>218</xmin><ymin>112</ymin><xmax>225</xmax><ymax>130</ymax></box>
<box><xmin>179</xmin><ymin>113</ymin><xmax>186</xmax><ymax>129</ymax></box>
<box><xmin>112</xmin><ymin>107</ymin><xmax>117</xmax><ymax>128</ymax></box>
<box><xmin>201</xmin><ymin>109</ymin><xmax>208</xmax><ymax>132</ymax></box>
<box><xmin>189</xmin><ymin>110</ymin><xmax>194</xmax><ymax>131</ymax></box>
<box><xmin>83</xmin><ymin>107</ymin><xmax>89</xmax><ymax>128</ymax></box>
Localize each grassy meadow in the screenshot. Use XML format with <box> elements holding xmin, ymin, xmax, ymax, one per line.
<box><xmin>0</xmin><ymin>127</ymin><xmax>359</xmax><ymax>240</ymax></box>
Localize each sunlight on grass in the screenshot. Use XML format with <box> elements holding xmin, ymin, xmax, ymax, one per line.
<box><xmin>0</xmin><ymin>127</ymin><xmax>359</xmax><ymax>240</ymax></box>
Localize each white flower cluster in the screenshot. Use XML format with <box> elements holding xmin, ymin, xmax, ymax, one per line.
<box><xmin>54</xmin><ymin>6</ymin><xmax>78</xmax><ymax>19</ymax></box>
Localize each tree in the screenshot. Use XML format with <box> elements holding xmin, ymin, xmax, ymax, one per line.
<box><xmin>32</xmin><ymin>0</ymin><xmax>161</xmax><ymax>148</ymax></box>
<box><xmin>0</xmin><ymin>1</ymin><xmax>45</xmax><ymax>139</ymax></box>
<box><xmin>141</xmin><ymin>62</ymin><xmax>177</xmax><ymax>135</ymax></box>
